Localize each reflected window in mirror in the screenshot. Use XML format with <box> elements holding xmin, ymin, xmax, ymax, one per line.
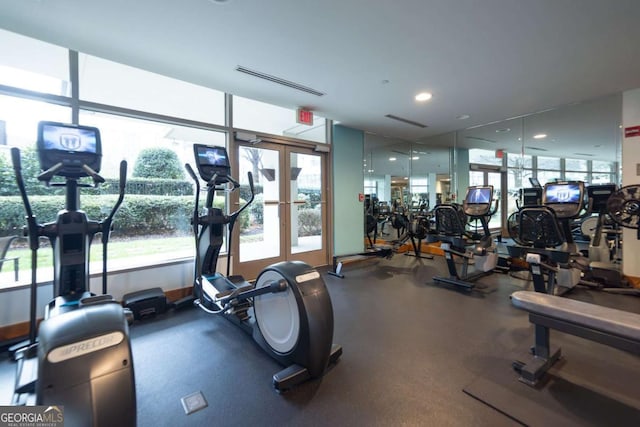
<box><xmin>469</xmin><ymin>148</ymin><xmax>502</xmax><ymax>166</ymax></box>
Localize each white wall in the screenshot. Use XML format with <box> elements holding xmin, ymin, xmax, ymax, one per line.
<box><xmin>622</xmin><ymin>89</ymin><xmax>640</xmax><ymax>279</ymax></box>
<box><xmin>0</xmin><ymin>260</ymin><xmax>195</xmax><ymax>327</ymax></box>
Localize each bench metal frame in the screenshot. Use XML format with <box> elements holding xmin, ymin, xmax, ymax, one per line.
<box><xmin>515</xmin><ymin>311</ymin><xmax>640</xmax><ymax>386</ymax></box>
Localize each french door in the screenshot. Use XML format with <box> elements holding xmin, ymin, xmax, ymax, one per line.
<box><xmin>469</xmin><ymin>167</ymin><xmax>506</xmax><ymax>233</ymax></box>
<box><xmin>232</xmin><ymin>141</ymin><xmax>328</xmax><ymax>280</ymax></box>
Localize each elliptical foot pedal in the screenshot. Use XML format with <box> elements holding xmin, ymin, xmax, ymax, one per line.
<box><xmin>329</xmin><ymin>344</ymin><xmax>343</xmax><ymax>365</ymax></box>
<box><xmin>272</xmin><ymin>364</ymin><xmax>311</xmax><ymax>392</ymax></box>
<box><xmin>215</xmin><ymin>285</ymin><xmax>253</xmax><ymax>299</ymax></box>
<box><xmin>14</xmin><ymin>347</ymin><xmax>38</xmax><ymax>394</ymax></box>
<box><xmin>123</xmin><ymin>287</ymin><xmax>168</xmax><ymax>321</ymax></box>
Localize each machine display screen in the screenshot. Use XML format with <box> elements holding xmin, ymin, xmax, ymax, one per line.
<box><xmin>465</xmin><ymin>187</ymin><xmax>492</xmax><ymax>204</ymax></box>
<box><xmin>41</xmin><ymin>123</ymin><xmax>98</xmax><ymax>154</ymax></box>
<box><xmin>196</xmin><ymin>145</ymin><xmax>229</xmax><ymax>168</ymax></box>
<box><xmin>37</xmin><ymin>121</ymin><xmax>102</xmax><ymax>177</ymax></box>
<box><xmin>545</xmin><ymin>184</ymin><xmax>581</xmax><ymax>203</ymax></box>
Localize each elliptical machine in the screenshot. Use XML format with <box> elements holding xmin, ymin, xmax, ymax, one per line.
<box><xmin>11</xmin><ymin>122</ymin><xmax>136</xmax><ymax>426</ymax></box>
<box><xmin>185</xmin><ymin>144</ymin><xmax>341</xmax><ymax>391</ymax></box>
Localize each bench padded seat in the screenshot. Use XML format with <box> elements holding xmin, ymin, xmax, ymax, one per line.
<box><xmin>511</xmin><ymin>290</ymin><xmax>640</xmax><ymax>342</ymax></box>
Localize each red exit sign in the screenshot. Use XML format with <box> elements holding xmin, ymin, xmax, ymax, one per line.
<box><xmin>296</xmin><ymin>108</ymin><xmax>314</xmax><ymax>126</ymax></box>
<box><xmin>625</xmin><ymin>125</ymin><xmax>640</xmax><ymax>138</ymax></box>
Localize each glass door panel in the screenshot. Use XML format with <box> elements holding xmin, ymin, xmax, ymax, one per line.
<box><xmin>487</xmin><ymin>171</ymin><xmax>502</xmax><ymax>230</ymax></box>
<box><xmin>290</xmin><ymin>152</ymin><xmax>323</xmax><ymax>254</ymax></box>
<box><xmin>235</xmin><ymin>143</ymin><xmax>328</xmax><ymax>280</ymax></box>
<box><xmin>238</xmin><ymin>145</ymin><xmax>281</xmax><ymax>266</ymax></box>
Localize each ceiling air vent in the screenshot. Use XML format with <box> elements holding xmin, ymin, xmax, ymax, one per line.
<box><xmin>236</xmin><ymin>66</ymin><xmax>325</xmax><ymax>96</ymax></box>
<box><xmin>574</xmin><ymin>153</ymin><xmax>594</xmax><ymax>157</ymax></box>
<box><xmin>465</xmin><ymin>136</ymin><xmax>497</xmax><ymax>143</ymax></box>
<box><xmin>384</xmin><ymin>114</ymin><xmax>428</xmax><ymax>128</ymax></box>
<box><xmin>525</xmin><ymin>146</ymin><xmax>548</xmax><ymax>152</ymax></box>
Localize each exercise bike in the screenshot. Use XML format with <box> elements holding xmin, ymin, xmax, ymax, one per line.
<box><xmin>185</xmin><ymin>144</ymin><xmax>341</xmax><ymax>392</ymax></box>
<box><xmin>10</xmin><ymin>121</ymin><xmax>136</xmax><ymax>426</ymax></box>
<box><xmin>430</xmin><ymin>186</ymin><xmax>499</xmax><ymax>291</ymax></box>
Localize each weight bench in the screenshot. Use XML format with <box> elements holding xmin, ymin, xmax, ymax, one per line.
<box><xmin>510</xmin><ymin>290</ymin><xmax>640</xmax><ymax>386</ymax></box>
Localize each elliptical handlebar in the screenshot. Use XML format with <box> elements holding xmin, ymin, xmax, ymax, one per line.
<box><xmin>487</xmin><ymin>198</ymin><xmax>499</xmax><ymax>217</ymax></box>
<box><xmin>230</xmin><ymin>171</ymin><xmax>254</xmax><ymax>221</ymax></box>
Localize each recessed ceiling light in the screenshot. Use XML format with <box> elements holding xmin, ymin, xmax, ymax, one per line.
<box><xmin>533</xmin><ymin>133</ymin><xmax>547</xmax><ymax>139</ymax></box>
<box><xmin>412</xmin><ymin>156</ymin><xmax>419</xmax><ymax>160</ymax></box>
<box><xmin>496</xmin><ymin>128</ymin><xmax>511</xmax><ymax>133</ymax></box>
<box><xmin>208</xmin><ymin>0</ymin><xmax>232</xmax><ymax>3</ymax></box>
<box><xmin>456</xmin><ymin>114</ymin><xmax>470</xmax><ymax>120</ymax></box>
<box><xmin>415</xmin><ymin>92</ymin><xmax>433</xmax><ymax>102</ymax></box>
<box><xmin>389</xmin><ymin>157</ymin><xmax>397</xmax><ymax>161</ymax></box>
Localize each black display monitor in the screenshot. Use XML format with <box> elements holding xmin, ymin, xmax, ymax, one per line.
<box><xmin>193</xmin><ymin>144</ymin><xmax>230</xmax><ymax>182</ymax></box>
<box><xmin>544</xmin><ymin>183</ymin><xmax>581</xmax><ymax>204</ymax></box>
<box><xmin>37</xmin><ymin>121</ymin><xmax>102</xmax><ymax>177</ymax></box>
<box><xmin>587</xmin><ymin>183</ymin><xmax>617</xmax><ymax>212</ymax></box>
<box><xmin>529</xmin><ymin>177</ymin><xmax>541</xmax><ymax>188</ymax></box>
<box><xmin>463</xmin><ymin>186</ymin><xmax>493</xmax><ymax>216</ymax></box>
<box><xmin>465</xmin><ymin>186</ymin><xmax>492</xmax><ymax>204</ymax></box>
<box><xmin>542</xmin><ymin>181</ymin><xmax>584</xmax><ymax>218</ymax></box>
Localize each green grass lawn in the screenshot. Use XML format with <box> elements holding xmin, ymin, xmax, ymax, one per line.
<box><xmin>8</xmin><ymin>235</ymin><xmax>194</xmax><ymax>270</ymax></box>
<box><xmin>6</xmin><ymin>233</ymin><xmax>263</xmax><ymax>272</ymax></box>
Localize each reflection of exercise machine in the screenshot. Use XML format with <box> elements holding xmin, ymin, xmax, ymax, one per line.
<box><xmin>430</xmin><ymin>186</ymin><xmax>499</xmax><ymax>291</ymax></box>
<box><xmin>185</xmin><ymin>144</ymin><xmax>341</xmax><ymax>391</ymax></box>
<box><xmin>11</xmin><ymin>122</ymin><xmax>135</xmax><ymax>426</ymax></box>
<box><xmin>579</xmin><ymin>184</ymin><xmax>624</xmax><ymax>287</ymax></box>
<box><xmin>508</xmin><ymin>181</ymin><xmax>588</xmax><ymax>295</ymax></box>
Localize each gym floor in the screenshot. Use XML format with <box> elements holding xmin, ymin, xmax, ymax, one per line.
<box><xmin>1</xmin><ymin>253</ymin><xmax>639</xmax><ymax>426</ymax></box>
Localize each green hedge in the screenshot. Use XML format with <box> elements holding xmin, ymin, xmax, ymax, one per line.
<box><xmin>0</xmin><ymin>195</ymin><xmax>253</xmax><ymax>237</ymax></box>
<box><xmin>93</xmin><ymin>178</ymin><xmax>194</xmax><ymax>196</ymax></box>
<box><xmin>0</xmin><ymin>195</ymin><xmax>194</xmax><ymax>237</ymax></box>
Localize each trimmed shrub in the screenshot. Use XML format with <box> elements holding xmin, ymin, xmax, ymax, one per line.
<box><xmin>298</xmin><ymin>208</ymin><xmax>321</xmax><ymax>236</ymax></box>
<box><xmin>133</xmin><ymin>148</ymin><xmax>184</xmax><ymax>179</ymax></box>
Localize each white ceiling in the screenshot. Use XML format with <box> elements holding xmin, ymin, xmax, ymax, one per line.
<box><xmin>0</xmin><ymin>0</ymin><xmax>638</xmax><ymax>164</ymax></box>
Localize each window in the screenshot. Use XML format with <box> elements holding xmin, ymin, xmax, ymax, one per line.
<box><xmin>468</xmin><ymin>148</ymin><xmax>502</xmax><ymax>166</ymax></box>
<box><xmin>565</xmin><ymin>158</ymin><xmax>588</xmax><ymax>171</ymax></box>
<box><xmin>507</xmin><ymin>153</ymin><xmax>532</xmax><ymax>168</ymax></box>
<box><xmin>537</xmin><ymin>156</ymin><xmax>560</xmax><ymax>170</ymax></box>
<box><xmin>592</xmin><ymin>160</ymin><xmax>614</xmax><ymax>173</ymax></box>
<box><xmin>79</xmin><ymin>54</ymin><xmax>225</xmax><ymax>125</ymax></box>
<box><xmin>0</xmin><ymin>29</ymin><xmax>70</xmax><ymax>96</ymax></box>
<box><xmin>78</xmin><ymin>111</ymin><xmax>227</xmax><ymax>269</ymax></box>
<box><xmin>233</xmin><ymin>96</ymin><xmax>327</xmax><ymax>143</ymax></box>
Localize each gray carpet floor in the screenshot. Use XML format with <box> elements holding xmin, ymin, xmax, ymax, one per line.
<box><xmin>2</xmin><ymin>253</ymin><xmax>639</xmax><ymax>426</ymax></box>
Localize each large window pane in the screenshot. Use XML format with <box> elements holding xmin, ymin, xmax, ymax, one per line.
<box><xmin>507</xmin><ymin>153</ymin><xmax>532</xmax><ymax>168</ymax></box>
<box><xmin>0</xmin><ymin>29</ymin><xmax>70</xmax><ymax>96</ymax></box>
<box><xmin>233</xmin><ymin>96</ymin><xmax>326</xmax><ymax>143</ymax></box>
<box><xmin>537</xmin><ymin>170</ymin><xmax>562</xmax><ymax>185</ymax></box>
<box><xmin>537</xmin><ymin>156</ymin><xmax>560</xmax><ymax>170</ymax></box>
<box><xmin>0</xmin><ymin>95</ymin><xmax>70</xmax><ymax>148</ymax></box>
<box><xmin>565</xmin><ymin>172</ymin><xmax>588</xmax><ymax>182</ymax></box>
<box><xmin>592</xmin><ymin>160</ymin><xmax>614</xmax><ymax>173</ymax></box>
<box><xmin>78</xmin><ymin>111</ymin><xmax>227</xmax><ymax>269</ymax></box>
<box><xmin>592</xmin><ymin>173</ymin><xmax>616</xmax><ymax>184</ymax></box>
<box><xmin>565</xmin><ymin>158</ymin><xmax>588</xmax><ymax>171</ymax></box>
<box><xmin>79</xmin><ymin>54</ymin><xmax>225</xmax><ymax>125</ymax></box>
<box><xmin>469</xmin><ymin>148</ymin><xmax>502</xmax><ymax>166</ymax></box>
